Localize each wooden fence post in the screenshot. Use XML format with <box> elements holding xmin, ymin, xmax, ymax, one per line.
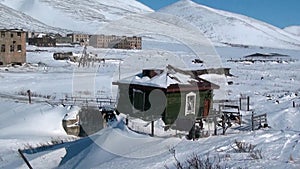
<box><xmin>27</xmin><ymin>90</ymin><xmax>31</xmax><ymax>104</ymax></box>
<box><xmin>239</xmin><ymin>97</ymin><xmax>242</xmax><ymax>110</ymax></box>
<box><xmin>151</xmin><ymin>121</ymin><xmax>154</xmax><ymax>137</ymax></box>
<box><xmin>251</xmin><ymin>112</ymin><xmax>254</xmax><ymax>131</ymax></box>
<box><xmin>213</xmin><ymin>115</ymin><xmax>217</xmax><ymax>135</ymax></box>
<box><xmin>247</xmin><ymin>96</ymin><xmax>250</xmax><ymax>111</ymax></box>
<box><xmin>293</xmin><ymin>101</ymin><xmax>295</xmax><ymax>108</ymax></box>
<box><xmin>222</xmin><ymin>115</ymin><xmax>226</xmax><ymax>135</ymax></box>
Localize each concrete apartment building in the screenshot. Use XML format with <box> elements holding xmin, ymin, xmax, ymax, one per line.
<box><xmin>28</xmin><ymin>34</ymin><xmax>56</xmax><ymax>47</ymax></box>
<box><xmin>89</xmin><ymin>35</ymin><xmax>142</xmax><ymax>49</ymax></box>
<box><xmin>89</xmin><ymin>34</ymin><xmax>119</xmax><ymax>48</ymax></box>
<box><xmin>0</xmin><ymin>29</ymin><xmax>26</xmax><ymax>66</ymax></box>
<box><xmin>67</xmin><ymin>33</ymin><xmax>90</xmax><ymax>46</ymax></box>
<box><xmin>113</xmin><ymin>36</ymin><xmax>142</xmax><ymax>49</ymax></box>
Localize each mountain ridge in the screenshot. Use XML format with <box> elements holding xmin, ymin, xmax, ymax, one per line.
<box><xmin>284</xmin><ymin>26</ymin><xmax>300</xmax><ymax>36</ymax></box>
<box><xmin>0</xmin><ymin>3</ymin><xmax>69</xmax><ymax>33</ymax></box>
<box><xmin>0</xmin><ymin>0</ymin><xmax>154</xmax><ymax>33</ymax></box>
<box><xmin>159</xmin><ymin>0</ymin><xmax>300</xmax><ymax>49</ymax></box>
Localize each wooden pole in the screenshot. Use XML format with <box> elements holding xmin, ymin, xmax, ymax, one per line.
<box><xmin>293</xmin><ymin>101</ymin><xmax>295</xmax><ymax>108</ymax></box>
<box><xmin>247</xmin><ymin>96</ymin><xmax>250</xmax><ymax>111</ymax></box>
<box><xmin>251</xmin><ymin>112</ymin><xmax>254</xmax><ymax>131</ymax></box>
<box><xmin>222</xmin><ymin>115</ymin><xmax>226</xmax><ymax>135</ymax></box>
<box><xmin>18</xmin><ymin>149</ymin><xmax>33</xmax><ymax>169</ymax></box>
<box><xmin>213</xmin><ymin>115</ymin><xmax>217</xmax><ymax>135</ymax></box>
<box><xmin>151</xmin><ymin>121</ymin><xmax>154</xmax><ymax>137</ymax></box>
<box><xmin>239</xmin><ymin>97</ymin><xmax>242</xmax><ymax>110</ymax></box>
<box><xmin>27</xmin><ymin>90</ymin><xmax>31</xmax><ymax>104</ymax></box>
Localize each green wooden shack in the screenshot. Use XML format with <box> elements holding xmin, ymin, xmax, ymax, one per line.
<box><xmin>113</xmin><ymin>65</ymin><xmax>219</xmax><ymax>131</ymax></box>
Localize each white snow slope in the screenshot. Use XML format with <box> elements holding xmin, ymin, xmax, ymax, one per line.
<box><xmin>284</xmin><ymin>26</ymin><xmax>300</xmax><ymax>36</ymax></box>
<box><xmin>159</xmin><ymin>0</ymin><xmax>300</xmax><ymax>50</ymax></box>
<box><xmin>0</xmin><ymin>101</ymin><xmax>77</xmax><ymax>169</ymax></box>
<box><xmin>0</xmin><ymin>0</ymin><xmax>153</xmax><ymax>33</ymax></box>
<box><xmin>0</xmin><ymin>3</ymin><xmax>69</xmax><ymax>33</ymax></box>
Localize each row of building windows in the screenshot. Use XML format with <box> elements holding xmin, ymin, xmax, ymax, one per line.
<box><xmin>0</xmin><ymin>44</ymin><xmax>22</xmax><ymax>52</ymax></box>
<box><xmin>0</xmin><ymin>32</ymin><xmax>22</xmax><ymax>38</ymax></box>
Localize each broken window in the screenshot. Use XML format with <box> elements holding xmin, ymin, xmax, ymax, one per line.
<box><xmin>10</xmin><ymin>45</ymin><xmax>14</xmax><ymax>52</ymax></box>
<box><xmin>17</xmin><ymin>32</ymin><xmax>21</xmax><ymax>37</ymax></box>
<box><xmin>1</xmin><ymin>32</ymin><xmax>5</xmax><ymax>38</ymax></box>
<box><xmin>1</xmin><ymin>44</ymin><xmax>5</xmax><ymax>52</ymax></box>
<box><xmin>11</xmin><ymin>33</ymin><xmax>13</xmax><ymax>38</ymax></box>
<box><xmin>17</xmin><ymin>45</ymin><xmax>22</xmax><ymax>52</ymax></box>
<box><xmin>133</xmin><ymin>89</ymin><xmax>145</xmax><ymax>111</ymax></box>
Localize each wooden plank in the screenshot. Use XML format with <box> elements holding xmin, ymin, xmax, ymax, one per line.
<box><xmin>18</xmin><ymin>149</ymin><xmax>33</xmax><ymax>169</ymax></box>
<box><xmin>224</xmin><ymin>105</ymin><xmax>239</xmax><ymax>109</ymax></box>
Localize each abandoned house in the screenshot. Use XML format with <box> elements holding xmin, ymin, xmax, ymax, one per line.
<box><xmin>0</xmin><ymin>29</ymin><xmax>26</xmax><ymax>66</ymax></box>
<box><xmin>112</xmin><ymin>36</ymin><xmax>142</xmax><ymax>50</ymax></box>
<box><xmin>89</xmin><ymin>35</ymin><xmax>142</xmax><ymax>49</ymax></box>
<box><xmin>89</xmin><ymin>34</ymin><xmax>119</xmax><ymax>48</ymax></box>
<box><xmin>28</xmin><ymin>34</ymin><xmax>56</xmax><ymax>47</ymax></box>
<box><xmin>67</xmin><ymin>33</ymin><xmax>90</xmax><ymax>46</ymax></box>
<box><xmin>54</xmin><ymin>34</ymin><xmax>72</xmax><ymax>44</ymax></box>
<box><xmin>113</xmin><ymin>65</ymin><xmax>219</xmax><ymax>131</ymax></box>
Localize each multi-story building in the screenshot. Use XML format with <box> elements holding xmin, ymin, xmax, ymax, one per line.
<box><xmin>0</xmin><ymin>29</ymin><xmax>26</xmax><ymax>66</ymax></box>
<box><xmin>89</xmin><ymin>34</ymin><xmax>118</xmax><ymax>48</ymax></box>
<box><xmin>89</xmin><ymin>35</ymin><xmax>142</xmax><ymax>49</ymax></box>
<box><xmin>113</xmin><ymin>36</ymin><xmax>142</xmax><ymax>50</ymax></box>
<box><xmin>28</xmin><ymin>34</ymin><xmax>56</xmax><ymax>47</ymax></box>
<box><xmin>67</xmin><ymin>33</ymin><xmax>90</xmax><ymax>46</ymax></box>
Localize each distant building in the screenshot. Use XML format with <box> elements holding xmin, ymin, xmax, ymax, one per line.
<box><xmin>28</xmin><ymin>34</ymin><xmax>56</xmax><ymax>47</ymax></box>
<box><xmin>113</xmin><ymin>65</ymin><xmax>219</xmax><ymax>131</ymax></box>
<box><xmin>67</xmin><ymin>33</ymin><xmax>89</xmax><ymax>46</ymax></box>
<box><xmin>89</xmin><ymin>34</ymin><xmax>118</xmax><ymax>48</ymax></box>
<box><xmin>0</xmin><ymin>29</ymin><xmax>26</xmax><ymax>66</ymax></box>
<box><xmin>26</xmin><ymin>31</ymin><xmax>43</xmax><ymax>42</ymax></box>
<box><xmin>112</xmin><ymin>36</ymin><xmax>142</xmax><ymax>50</ymax></box>
<box><xmin>54</xmin><ymin>34</ymin><xmax>72</xmax><ymax>44</ymax></box>
<box><xmin>89</xmin><ymin>35</ymin><xmax>142</xmax><ymax>49</ymax></box>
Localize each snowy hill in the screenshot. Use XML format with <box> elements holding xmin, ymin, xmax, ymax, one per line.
<box><xmin>0</xmin><ymin>3</ymin><xmax>69</xmax><ymax>33</ymax></box>
<box><xmin>160</xmin><ymin>0</ymin><xmax>300</xmax><ymax>49</ymax></box>
<box><xmin>0</xmin><ymin>0</ymin><xmax>153</xmax><ymax>33</ymax></box>
<box><xmin>284</xmin><ymin>26</ymin><xmax>300</xmax><ymax>36</ymax></box>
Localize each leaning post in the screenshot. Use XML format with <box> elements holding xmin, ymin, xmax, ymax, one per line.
<box><xmin>27</xmin><ymin>90</ymin><xmax>31</xmax><ymax>104</ymax></box>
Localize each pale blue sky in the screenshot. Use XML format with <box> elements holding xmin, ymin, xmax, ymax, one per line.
<box><xmin>137</xmin><ymin>0</ymin><xmax>300</xmax><ymax>28</ymax></box>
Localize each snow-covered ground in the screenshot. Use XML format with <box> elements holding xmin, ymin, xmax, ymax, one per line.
<box><xmin>0</xmin><ymin>43</ymin><xmax>300</xmax><ymax>168</ymax></box>
<box><xmin>0</xmin><ymin>1</ymin><xmax>300</xmax><ymax>167</ymax></box>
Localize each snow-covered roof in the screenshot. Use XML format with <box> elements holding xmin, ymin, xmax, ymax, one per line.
<box><xmin>113</xmin><ymin>65</ymin><xmax>219</xmax><ymax>90</ymax></box>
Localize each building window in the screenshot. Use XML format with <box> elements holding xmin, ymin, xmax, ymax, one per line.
<box><xmin>133</xmin><ymin>89</ymin><xmax>145</xmax><ymax>111</ymax></box>
<box><xmin>1</xmin><ymin>44</ymin><xmax>5</xmax><ymax>52</ymax></box>
<box><xmin>11</xmin><ymin>33</ymin><xmax>13</xmax><ymax>38</ymax></box>
<box><xmin>17</xmin><ymin>32</ymin><xmax>21</xmax><ymax>37</ymax></box>
<box><xmin>10</xmin><ymin>45</ymin><xmax>14</xmax><ymax>52</ymax></box>
<box><xmin>17</xmin><ymin>45</ymin><xmax>22</xmax><ymax>52</ymax></box>
<box><xmin>185</xmin><ymin>92</ymin><xmax>196</xmax><ymax>116</ymax></box>
<box><xmin>1</xmin><ymin>32</ymin><xmax>5</xmax><ymax>38</ymax></box>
